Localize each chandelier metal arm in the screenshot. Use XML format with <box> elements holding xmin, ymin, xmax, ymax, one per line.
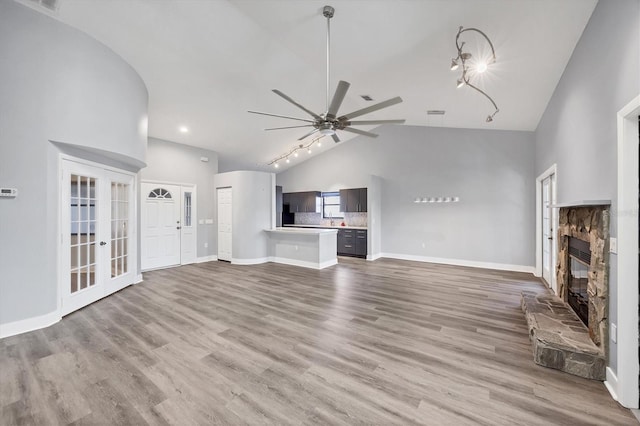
<box><xmin>452</xmin><ymin>25</ymin><xmax>499</xmax><ymax>121</ymax></box>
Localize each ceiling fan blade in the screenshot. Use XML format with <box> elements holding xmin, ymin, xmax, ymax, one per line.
<box><xmin>264</xmin><ymin>125</ymin><xmax>314</xmax><ymax>131</ymax></box>
<box><xmin>331</xmin><ymin>133</ymin><xmax>340</xmax><ymax>143</ymax></box>
<box><xmin>298</xmin><ymin>128</ymin><xmax>320</xmax><ymax>140</ymax></box>
<box><xmin>341</xmin><ymin>127</ymin><xmax>379</xmax><ymax>138</ymax></box>
<box><xmin>326</xmin><ymin>80</ymin><xmax>350</xmax><ymax>119</ymax></box>
<box><xmin>272</xmin><ymin>90</ymin><xmax>322</xmax><ymax>120</ymax></box>
<box><xmin>248</xmin><ymin>110</ymin><xmax>315</xmax><ymax>123</ymax></box>
<box><xmin>346</xmin><ymin>119</ymin><xmax>406</xmax><ymax>125</ymax></box>
<box><xmin>339</xmin><ymin>96</ymin><xmax>403</xmax><ymax>121</ymax></box>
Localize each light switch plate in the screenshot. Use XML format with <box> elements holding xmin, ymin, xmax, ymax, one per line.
<box><xmin>205</xmin><ymin>219</ymin><xmax>214</xmax><ymax>224</ymax></box>
<box><xmin>609</xmin><ymin>237</ymin><xmax>617</xmax><ymax>254</ymax></box>
<box><xmin>198</xmin><ymin>219</ymin><xmax>204</xmax><ymax>225</ymax></box>
<box><xmin>611</xmin><ymin>323</ymin><xmax>617</xmax><ymax>343</ymax></box>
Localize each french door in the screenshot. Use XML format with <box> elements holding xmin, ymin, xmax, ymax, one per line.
<box><xmin>61</xmin><ymin>159</ymin><xmax>135</xmax><ymax>316</ymax></box>
<box><xmin>541</xmin><ymin>173</ymin><xmax>556</xmax><ymax>291</ymax></box>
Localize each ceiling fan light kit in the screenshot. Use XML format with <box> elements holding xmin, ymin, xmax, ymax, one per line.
<box><xmin>451</xmin><ymin>26</ymin><xmax>499</xmax><ymax>123</ymax></box>
<box><xmin>250</xmin><ymin>5</ymin><xmax>405</xmax><ymax>167</ymax></box>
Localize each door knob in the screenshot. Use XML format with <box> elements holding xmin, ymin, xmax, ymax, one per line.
<box><xmin>176</xmin><ymin>226</ymin><xmax>181</xmax><ymax>230</ymax></box>
<box><xmin>99</xmin><ymin>241</ymin><xmax>107</xmax><ymax>246</ymax></box>
<box><xmin>547</xmin><ymin>237</ymin><xmax>553</xmax><ymax>240</ymax></box>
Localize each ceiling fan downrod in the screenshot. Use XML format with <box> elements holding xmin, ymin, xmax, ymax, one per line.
<box><xmin>323</xmin><ymin>5</ymin><xmax>335</xmax><ymax>115</ymax></box>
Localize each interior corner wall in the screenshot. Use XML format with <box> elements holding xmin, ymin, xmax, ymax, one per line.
<box><xmin>141</xmin><ymin>138</ymin><xmax>219</xmax><ymax>260</ymax></box>
<box><xmin>213</xmin><ymin>171</ymin><xmax>274</xmax><ymax>262</ymax></box>
<box><xmin>0</xmin><ymin>1</ymin><xmax>148</xmax><ymax>329</ymax></box>
<box><xmin>276</xmin><ymin>124</ymin><xmax>536</xmax><ymax>269</ymax></box>
<box><xmin>534</xmin><ymin>0</ymin><xmax>640</xmax><ymax>374</ymax></box>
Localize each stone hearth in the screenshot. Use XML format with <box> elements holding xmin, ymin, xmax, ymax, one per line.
<box><xmin>521</xmin><ymin>291</ymin><xmax>605</xmax><ymax>380</ymax></box>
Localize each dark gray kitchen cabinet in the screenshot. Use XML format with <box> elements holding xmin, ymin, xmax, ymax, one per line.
<box><xmin>339</xmin><ymin>188</ymin><xmax>367</xmax><ymax>212</ymax></box>
<box><xmin>283</xmin><ymin>191</ymin><xmax>320</xmax><ymax>213</ymax></box>
<box><xmin>355</xmin><ymin>229</ymin><xmax>367</xmax><ymax>256</ymax></box>
<box><xmin>337</xmin><ymin>228</ymin><xmax>366</xmax><ymax>257</ymax></box>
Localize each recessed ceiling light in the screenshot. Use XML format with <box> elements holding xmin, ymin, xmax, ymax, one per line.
<box><xmin>179</xmin><ymin>126</ymin><xmax>189</xmax><ymax>133</ymax></box>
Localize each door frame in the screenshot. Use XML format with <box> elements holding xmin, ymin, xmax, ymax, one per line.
<box><xmin>609</xmin><ymin>94</ymin><xmax>639</xmax><ymax>408</ymax></box>
<box><xmin>57</xmin><ymin>154</ymin><xmax>138</xmax><ymax>315</ymax></box>
<box><xmin>535</xmin><ymin>163</ymin><xmax>557</xmax><ymax>291</ymax></box>
<box><xmin>140</xmin><ymin>180</ymin><xmax>197</xmax><ymax>270</ymax></box>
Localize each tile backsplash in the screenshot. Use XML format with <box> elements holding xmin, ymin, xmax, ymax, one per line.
<box><xmin>295</xmin><ymin>212</ymin><xmax>367</xmax><ymax>227</ymax></box>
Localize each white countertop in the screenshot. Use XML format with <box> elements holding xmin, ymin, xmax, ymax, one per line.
<box><xmin>266</xmin><ymin>227</ymin><xmax>338</xmax><ymax>234</ymax></box>
<box><xmin>283</xmin><ymin>224</ymin><xmax>367</xmax><ymax>230</ymax></box>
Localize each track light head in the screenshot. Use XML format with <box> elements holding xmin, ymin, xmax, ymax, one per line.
<box><xmin>486</xmin><ymin>114</ymin><xmax>493</xmax><ymax>123</ymax></box>
<box><xmin>450</xmin><ymin>59</ymin><xmax>459</xmax><ymax>71</ymax></box>
<box><xmin>456</xmin><ymin>79</ymin><xmax>465</xmax><ymax>88</ymax></box>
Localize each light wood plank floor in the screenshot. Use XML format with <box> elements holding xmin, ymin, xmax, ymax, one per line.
<box><xmin>1</xmin><ymin>258</ymin><xmax>635</xmax><ymax>425</ymax></box>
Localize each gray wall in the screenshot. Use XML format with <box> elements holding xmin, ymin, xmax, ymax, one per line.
<box><xmin>0</xmin><ymin>1</ymin><xmax>147</xmax><ymax>326</ymax></box>
<box><xmin>534</xmin><ymin>0</ymin><xmax>640</xmax><ymax>374</ymax></box>
<box><xmin>213</xmin><ymin>171</ymin><xmax>275</xmax><ymax>262</ymax></box>
<box><xmin>141</xmin><ymin>138</ymin><xmax>219</xmax><ymax>259</ymax></box>
<box><xmin>277</xmin><ymin>125</ymin><xmax>536</xmax><ymax>268</ymax></box>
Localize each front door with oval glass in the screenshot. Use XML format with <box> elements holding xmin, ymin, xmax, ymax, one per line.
<box><xmin>141</xmin><ymin>182</ymin><xmax>197</xmax><ymax>270</ymax></box>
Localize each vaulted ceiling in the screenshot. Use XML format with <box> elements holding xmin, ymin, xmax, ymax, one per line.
<box><xmin>23</xmin><ymin>0</ymin><xmax>597</xmax><ymax>171</ymax></box>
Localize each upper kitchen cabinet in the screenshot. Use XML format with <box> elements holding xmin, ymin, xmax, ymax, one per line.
<box><xmin>283</xmin><ymin>191</ymin><xmax>321</xmax><ymax>213</ymax></box>
<box><xmin>340</xmin><ymin>188</ymin><xmax>367</xmax><ymax>212</ymax></box>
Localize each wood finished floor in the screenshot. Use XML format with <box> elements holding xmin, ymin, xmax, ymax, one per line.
<box><xmin>0</xmin><ymin>258</ymin><xmax>635</xmax><ymax>425</ymax></box>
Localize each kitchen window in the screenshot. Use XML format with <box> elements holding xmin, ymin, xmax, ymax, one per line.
<box><xmin>322</xmin><ymin>192</ymin><xmax>343</xmax><ymax>219</ymax></box>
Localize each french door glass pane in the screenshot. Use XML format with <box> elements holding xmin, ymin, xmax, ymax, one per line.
<box><xmin>111</xmin><ymin>182</ymin><xmax>129</xmax><ymax>278</ymax></box>
<box><xmin>70</xmin><ymin>174</ymin><xmax>98</xmax><ymax>294</ymax></box>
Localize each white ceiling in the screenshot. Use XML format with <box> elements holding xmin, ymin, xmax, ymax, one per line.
<box><xmin>29</xmin><ymin>0</ymin><xmax>596</xmax><ymax>171</ymax></box>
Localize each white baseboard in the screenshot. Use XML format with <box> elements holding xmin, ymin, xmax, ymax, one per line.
<box><xmin>231</xmin><ymin>257</ymin><xmax>270</xmax><ymax>265</ymax></box>
<box><xmin>0</xmin><ymin>310</ymin><xmax>61</xmax><ymax>339</ymax></box>
<box><xmin>379</xmin><ymin>253</ymin><xmax>535</xmax><ymax>274</ymax></box>
<box><xmin>197</xmin><ymin>255</ymin><xmax>218</xmax><ymax>263</ymax></box>
<box><xmin>134</xmin><ymin>274</ymin><xmax>143</xmax><ymax>284</ymax></box>
<box><xmin>605</xmin><ymin>367</ymin><xmax>619</xmax><ymax>402</ymax></box>
<box><xmin>270</xmin><ymin>257</ymin><xmax>337</xmax><ymax>270</ymax></box>
<box><xmin>367</xmin><ymin>253</ymin><xmax>382</xmax><ymax>261</ymax></box>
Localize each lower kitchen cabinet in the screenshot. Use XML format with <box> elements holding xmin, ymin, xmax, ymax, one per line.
<box><xmin>337</xmin><ymin>229</ymin><xmax>366</xmax><ymax>258</ymax></box>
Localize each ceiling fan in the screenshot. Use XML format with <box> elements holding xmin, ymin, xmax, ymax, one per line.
<box><xmin>248</xmin><ymin>5</ymin><xmax>405</xmax><ymax>143</ymax></box>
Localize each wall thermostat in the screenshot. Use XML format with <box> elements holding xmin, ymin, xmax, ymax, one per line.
<box><xmin>0</xmin><ymin>188</ymin><xmax>18</xmax><ymax>198</ymax></box>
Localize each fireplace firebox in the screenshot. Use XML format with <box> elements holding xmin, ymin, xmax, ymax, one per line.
<box><xmin>567</xmin><ymin>237</ymin><xmax>590</xmax><ymax>326</ymax></box>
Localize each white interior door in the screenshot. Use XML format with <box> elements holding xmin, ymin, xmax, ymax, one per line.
<box><xmin>105</xmin><ymin>170</ymin><xmax>135</xmax><ymax>295</ymax></box>
<box><xmin>217</xmin><ymin>187</ymin><xmax>232</xmax><ymax>262</ymax></box>
<box><xmin>541</xmin><ymin>174</ymin><xmax>556</xmax><ymax>291</ymax></box>
<box><xmin>141</xmin><ymin>183</ymin><xmax>181</xmax><ymax>270</ymax></box>
<box><xmin>61</xmin><ymin>159</ymin><xmax>136</xmax><ymax>316</ymax></box>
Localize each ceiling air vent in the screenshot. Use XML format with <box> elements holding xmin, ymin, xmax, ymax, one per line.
<box><xmin>427</xmin><ymin>110</ymin><xmax>446</xmax><ymax>115</ymax></box>
<box><xmin>360</xmin><ymin>95</ymin><xmax>373</xmax><ymax>101</ymax></box>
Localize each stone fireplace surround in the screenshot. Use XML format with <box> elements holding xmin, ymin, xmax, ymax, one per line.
<box><xmin>556</xmin><ymin>204</ymin><xmax>610</xmax><ymax>352</ymax></box>
<box><xmin>521</xmin><ymin>202</ymin><xmax>610</xmax><ymax>380</ymax></box>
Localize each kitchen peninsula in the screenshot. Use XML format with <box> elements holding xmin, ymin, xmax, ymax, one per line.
<box><xmin>265</xmin><ymin>227</ymin><xmax>338</xmax><ymax>270</ymax></box>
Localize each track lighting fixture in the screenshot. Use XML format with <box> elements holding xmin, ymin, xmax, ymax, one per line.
<box><xmin>450</xmin><ymin>26</ymin><xmax>499</xmax><ymax>121</ymax></box>
<box><xmin>270</xmin><ymin>136</ymin><xmax>325</xmax><ymax>167</ymax></box>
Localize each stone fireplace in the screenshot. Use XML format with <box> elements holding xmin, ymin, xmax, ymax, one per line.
<box><xmin>556</xmin><ymin>204</ymin><xmax>610</xmax><ymax>353</ymax></box>
<box><xmin>521</xmin><ymin>202</ymin><xmax>610</xmax><ymax>380</ymax></box>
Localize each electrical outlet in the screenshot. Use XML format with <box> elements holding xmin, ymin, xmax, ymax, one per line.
<box><xmin>205</xmin><ymin>219</ymin><xmax>214</xmax><ymax>224</ymax></box>
<box><xmin>611</xmin><ymin>323</ymin><xmax>617</xmax><ymax>343</ymax></box>
<box><xmin>198</xmin><ymin>219</ymin><xmax>204</xmax><ymax>225</ymax></box>
<box><xmin>421</xmin><ymin>242</ymin><xmax>426</xmax><ymax>248</ymax></box>
<box><xmin>609</xmin><ymin>237</ymin><xmax>617</xmax><ymax>254</ymax></box>
<box><xmin>204</xmin><ymin>242</ymin><xmax>208</xmax><ymax>248</ymax></box>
